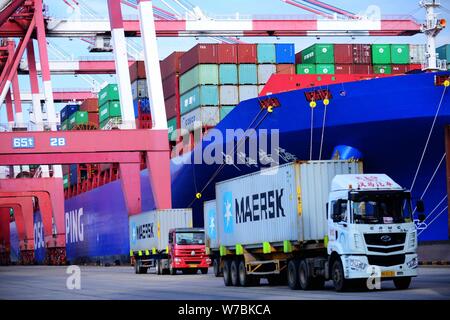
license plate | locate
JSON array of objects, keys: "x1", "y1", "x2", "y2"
[
  {"x1": 381, "y1": 271, "x2": 395, "y2": 277},
  {"x1": 190, "y1": 264, "x2": 197, "y2": 268}
]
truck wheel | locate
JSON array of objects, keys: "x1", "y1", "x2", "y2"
[
  {"x1": 201, "y1": 268, "x2": 208, "y2": 275},
  {"x1": 393, "y1": 277, "x2": 411, "y2": 290},
  {"x1": 231, "y1": 260, "x2": 240, "y2": 286},
  {"x1": 287, "y1": 259, "x2": 300, "y2": 290},
  {"x1": 213, "y1": 259, "x2": 222, "y2": 277},
  {"x1": 135, "y1": 259, "x2": 146, "y2": 274},
  {"x1": 332, "y1": 259, "x2": 349, "y2": 292},
  {"x1": 223, "y1": 259, "x2": 232, "y2": 286},
  {"x1": 134, "y1": 259, "x2": 140, "y2": 274},
  {"x1": 156, "y1": 260, "x2": 162, "y2": 275},
  {"x1": 169, "y1": 260, "x2": 177, "y2": 275},
  {"x1": 238, "y1": 260, "x2": 252, "y2": 287},
  {"x1": 298, "y1": 260, "x2": 313, "y2": 290}
]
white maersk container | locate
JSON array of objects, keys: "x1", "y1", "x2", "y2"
[
  {"x1": 203, "y1": 200, "x2": 219, "y2": 250},
  {"x1": 129, "y1": 209, "x2": 192, "y2": 252},
  {"x1": 216, "y1": 160, "x2": 362, "y2": 247}
]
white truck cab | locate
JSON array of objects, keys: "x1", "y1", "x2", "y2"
[{"x1": 326, "y1": 174, "x2": 425, "y2": 291}]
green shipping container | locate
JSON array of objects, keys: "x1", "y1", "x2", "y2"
[
  {"x1": 436, "y1": 44, "x2": 450, "y2": 61},
  {"x1": 257, "y1": 44, "x2": 276, "y2": 63},
  {"x1": 99, "y1": 100, "x2": 121, "y2": 123},
  {"x1": 296, "y1": 64, "x2": 316, "y2": 74},
  {"x1": 167, "y1": 117, "x2": 177, "y2": 142},
  {"x1": 61, "y1": 120, "x2": 68, "y2": 131},
  {"x1": 180, "y1": 85, "x2": 219, "y2": 115},
  {"x1": 372, "y1": 44, "x2": 391, "y2": 64},
  {"x1": 68, "y1": 111, "x2": 88, "y2": 128},
  {"x1": 100, "y1": 116, "x2": 121, "y2": 130},
  {"x1": 390, "y1": 44, "x2": 410, "y2": 64},
  {"x1": 98, "y1": 84, "x2": 119, "y2": 106},
  {"x1": 316, "y1": 64, "x2": 335, "y2": 74},
  {"x1": 373, "y1": 65, "x2": 392, "y2": 74},
  {"x1": 301, "y1": 44, "x2": 334, "y2": 64},
  {"x1": 219, "y1": 64, "x2": 238, "y2": 85},
  {"x1": 63, "y1": 175, "x2": 69, "y2": 189},
  {"x1": 179, "y1": 64, "x2": 219, "y2": 94},
  {"x1": 238, "y1": 64, "x2": 258, "y2": 84},
  {"x1": 220, "y1": 106, "x2": 235, "y2": 120}
]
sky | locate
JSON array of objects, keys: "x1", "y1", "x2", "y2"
[{"x1": 2, "y1": 0, "x2": 450, "y2": 123}]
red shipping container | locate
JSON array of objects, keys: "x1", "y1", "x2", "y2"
[
  {"x1": 391, "y1": 64, "x2": 410, "y2": 74},
  {"x1": 276, "y1": 64, "x2": 295, "y2": 75},
  {"x1": 334, "y1": 44, "x2": 353, "y2": 64},
  {"x1": 162, "y1": 73, "x2": 178, "y2": 99},
  {"x1": 129, "y1": 61, "x2": 146, "y2": 82},
  {"x1": 218, "y1": 44, "x2": 238, "y2": 63},
  {"x1": 80, "y1": 98, "x2": 99, "y2": 113},
  {"x1": 87, "y1": 113, "x2": 99, "y2": 127},
  {"x1": 295, "y1": 52, "x2": 302, "y2": 64},
  {"x1": 165, "y1": 95, "x2": 178, "y2": 120},
  {"x1": 180, "y1": 44, "x2": 218, "y2": 74},
  {"x1": 237, "y1": 44, "x2": 257, "y2": 64},
  {"x1": 335, "y1": 64, "x2": 352, "y2": 74},
  {"x1": 409, "y1": 64, "x2": 422, "y2": 71},
  {"x1": 161, "y1": 51, "x2": 184, "y2": 79},
  {"x1": 352, "y1": 44, "x2": 372, "y2": 64},
  {"x1": 352, "y1": 64, "x2": 373, "y2": 74}
]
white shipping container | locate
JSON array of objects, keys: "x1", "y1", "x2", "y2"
[
  {"x1": 258, "y1": 85, "x2": 265, "y2": 95},
  {"x1": 137, "y1": 79, "x2": 148, "y2": 98},
  {"x1": 129, "y1": 209, "x2": 192, "y2": 252},
  {"x1": 257, "y1": 64, "x2": 276, "y2": 84},
  {"x1": 238, "y1": 85, "x2": 258, "y2": 102},
  {"x1": 181, "y1": 107, "x2": 220, "y2": 132},
  {"x1": 131, "y1": 81, "x2": 138, "y2": 100},
  {"x1": 216, "y1": 160, "x2": 362, "y2": 247},
  {"x1": 409, "y1": 44, "x2": 426, "y2": 64},
  {"x1": 219, "y1": 85, "x2": 239, "y2": 105},
  {"x1": 203, "y1": 200, "x2": 219, "y2": 249}
]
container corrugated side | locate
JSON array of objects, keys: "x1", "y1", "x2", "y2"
[
  {"x1": 180, "y1": 85, "x2": 219, "y2": 114},
  {"x1": 257, "y1": 43, "x2": 276, "y2": 64},
  {"x1": 219, "y1": 64, "x2": 238, "y2": 85},
  {"x1": 257, "y1": 64, "x2": 276, "y2": 84},
  {"x1": 237, "y1": 44, "x2": 257, "y2": 63},
  {"x1": 390, "y1": 44, "x2": 410, "y2": 64},
  {"x1": 219, "y1": 85, "x2": 239, "y2": 105},
  {"x1": 409, "y1": 44, "x2": 426, "y2": 64},
  {"x1": 129, "y1": 209, "x2": 192, "y2": 252},
  {"x1": 275, "y1": 43, "x2": 295, "y2": 64},
  {"x1": 203, "y1": 200, "x2": 219, "y2": 249},
  {"x1": 181, "y1": 106, "x2": 220, "y2": 131},
  {"x1": 180, "y1": 64, "x2": 219, "y2": 94},
  {"x1": 238, "y1": 85, "x2": 258, "y2": 102},
  {"x1": 238, "y1": 64, "x2": 257, "y2": 84},
  {"x1": 371, "y1": 44, "x2": 391, "y2": 64}
]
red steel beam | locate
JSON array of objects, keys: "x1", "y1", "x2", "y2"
[
  {"x1": 0, "y1": 197, "x2": 34, "y2": 251},
  {"x1": 0, "y1": 0, "x2": 26, "y2": 27},
  {"x1": 0, "y1": 152, "x2": 141, "y2": 165}
]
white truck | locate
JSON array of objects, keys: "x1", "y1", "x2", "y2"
[{"x1": 204, "y1": 160, "x2": 425, "y2": 291}]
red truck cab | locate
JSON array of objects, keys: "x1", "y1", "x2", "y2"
[{"x1": 168, "y1": 228, "x2": 211, "y2": 275}]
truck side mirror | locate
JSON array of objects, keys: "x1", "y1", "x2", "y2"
[
  {"x1": 416, "y1": 200, "x2": 425, "y2": 213},
  {"x1": 418, "y1": 213, "x2": 426, "y2": 223}
]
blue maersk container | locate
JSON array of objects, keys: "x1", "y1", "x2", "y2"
[
  {"x1": 238, "y1": 64, "x2": 258, "y2": 84},
  {"x1": 60, "y1": 104, "x2": 79, "y2": 122},
  {"x1": 257, "y1": 43, "x2": 276, "y2": 63},
  {"x1": 219, "y1": 64, "x2": 238, "y2": 85},
  {"x1": 275, "y1": 43, "x2": 295, "y2": 64}
]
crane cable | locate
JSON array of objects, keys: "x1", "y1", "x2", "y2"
[
  {"x1": 418, "y1": 194, "x2": 448, "y2": 236},
  {"x1": 318, "y1": 86, "x2": 330, "y2": 160}
]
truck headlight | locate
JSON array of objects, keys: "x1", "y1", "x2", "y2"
[
  {"x1": 406, "y1": 257, "x2": 418, "y2": 269},
  {"x1": 349, "y1": 258, "x2": 367, "y2": 270},
  {"x1": 174, "y1": 257, "x2": 181, "y2": 263},
  {"x1": 409, "y1": 232, "x2": 416, "y2": 249}
]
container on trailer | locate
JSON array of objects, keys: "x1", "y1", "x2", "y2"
[
  {"x1": 301, "y1": 44, "x2": 334, "y2": 64},
  {"x1": 167, "y1": 117, "x2": 177, "y2": 142},
  {"x1": 179, "y1": 64, "x2": 219, "y2": 94},
  {"x1": 160, "y1": 51, "x2": 184, "y2": 79},
  {"x1": 180, "y1": 85, "x2": 219, "y2": 115},
  {"x1": 219, "y1": 85, "x2": 239, "y2": 105},
  {"x1": 371, "y1": 44, "x2": 391, "y2": 64},
  {"x1": 373, "y1": 64, "x2": 392, "y2": 74},
  {"x1": 390, "y1": 44, "x2": 410, "y2": 64},
  {"x1": 220, "y1": 106, "x2": 235, "y2": 120},
  {"x1": 98, "y1": 84, "x2": 119, "y2": 106},
  {"x1": 69, "y1": 111, "x2": 88, "y2": 128},
  {"x1": 215, "y1": 160, "x2": 362, "y2": 247},
  {"x1": 238, "y1": 64, "x2": 257, "y2": 84},
  {"x1": 352, "y1": 44, "x2": 372, "y2": 64},
  {"x1": 334, "y1": 64, "x2": 352, "y2": 74},
  {"x1": 80, "y1": 98, "x2": 99, "y2": 113},
  {"x1": 99, "y1": 100, "x2": 121, "y2": 123},
  {"x1": 296, "y1": 64, "x2": 316, "y2": 74},
  {"x1": 333, "y1": 44, "x2": 353, "y2": 64},
  {"x1": 257, "y1": 64, "x2": 276, "y2": 84},
  {"x1": 409, "y1": 44, "x2": 426, "y2": 64},
  {"x1": 275, "y1": 43, "x2": 295, "y2": 64},
  {"x1": 218, "y1": 44, "x2": 238, "y2": 64},
  {"x1": 181, "y1": 107, "x2": 220, "y2": 132},
  {"x1": 203, "y1": 200, "x2": 219, "y2": 250},
  {"x1": 165, "y1": 95, "x2": 178, "y2": 120},
  {"x1": 219, "y1": 64, "x2": 238, "y2": 85},
  {"x1": 391, "y1": 64, "x2": 410, "y2": 74},
  {"x1": 238, "y1": 85, "x2": 258, "y2": 102},
  {"x1": 162, "y1": 73, "x2": 178, "y2": 99},
  {"x1": 237, "y1": 44, "x2": 257, "y2": 63},
  {"x1": 436, "y1": 44, "x2": 450, "y2": 61},
  {"x1": 257, "y1": 43, "x2": 276, "y2": 64},
  {"x1": 180, "y1": 44, "x2": 218, "y2": 74},
  {"x1": 275, "y1": 64, "x2": 295, "y2": 75},
  {"x1": 352, "y1": 64, "x2": 373, "y2": 74},
  {"x1": 316, "y1": 64, "x2": 335, "y2": 74},
  {"x1": 129, "y1": 209, "x2": 193, "y2": 252}
]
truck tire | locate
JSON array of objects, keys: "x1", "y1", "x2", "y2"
[
  {"x1": 332, "y1": 259, "x2": 350, "y2": 292},
  {"x1": 223, "y1": 259, "x2": 232, "y2": 286},
  {"x1": 213, "y1": 259, "x2": 222, "y2": 277},
  {"x1": 287, "y1": 259, "x2": 300, "y2": 290},
  {"x1": 238, "y1": 260, "x2": 252, "y2": 287},
  {"x1": 156, "y1": 260, "x2": 162, "y2": 275},
  {"x1": 169, "y1": 260, "x2": 177, "y2": 275},
  {"x1": 201, "y1": 268, "x2": 208, "y2": 275},
  {"x1": 393, "y1": 277, "x2": 412, "y2": 290},
  {"x1": 230, "y1": 260, "x2": 240, "y2": 286},
  {"x1": 298, "y1": 259, "x2": 313, "y2": 290},
  {"x1": 135, "y1": 259, "x2": 146, "y2": 274}
]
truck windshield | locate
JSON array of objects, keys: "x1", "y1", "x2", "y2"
[
  {"x1": 351, "y1": 193, "x2": 413, "y2": 224},
  {"x1": 175, "y1": 232, "x2": 205, "y2": 245}
]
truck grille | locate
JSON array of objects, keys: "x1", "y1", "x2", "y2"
[
  {"x1": 176, "y1": 249, "x2": 205, "y2": 256},
  {"x1": 367, "y1": 246, "x2": 404, "y2": 253},
  {"x1": 367, "y1": 254, "x2": 405, "y2": 267},
  {"x1": 364, "y1": 233, "x2": 406, "y2": 246}
]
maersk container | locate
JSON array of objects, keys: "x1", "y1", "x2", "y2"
[
  {"x1": 275, "y1": 43, "x2": 295, "y2": 64},
  {"x1": 301, "y1": 44, "x2": 334, "y2": 64},
  {"x1": 203, "y1": 200, "x2": 219, "y2": 250},
  {"x1": 238, "y1": 64, "x2": 257, "y2": 84},
  {"x1": 129, "y1": 209, "x2": 193, "y2": 252},
  {"x1": 69, "y1": 111, "x2": 88, "y2": 128},
  {"x1": 181, "y1": 106, "x2": 220, "y2": 132},
  {"x1": 371, "y1": 44, "x2": 391, "y2": 64},
  {"x1": 373, "y1": 64, "x2": 392, "y2": 74},
  {"x1": 316, "y1": 64, "x2": 335, "y2": 74},
  {"x1": 257, "y1": 43, "x2": 276, "y2": 64},
  {"x1": 219, "y1": 85, "x2": 239, "y2": 105},
  {"x1": 296, "y1": 64, "x2": 316, "y2": 74},
  {"x1": 167, "y1": 117, "x2": 177, "y2": 142},
  {"x1": 409, "y1": 44, "x2": 426, "y2": 64},
  {"x1": 179, "y1": 64, "x2": 219, "y2": 94},
  {"x1": 257, "y1": 64, "x2": 276, "y2": 84},
  {"x1": 99, "y1": 100, "x2": 121, "y2": 123},
  {"x1": 436, "y1": 44, "x2": 450, "y2": 61},
  {"x1": 390, "y1": 44, "x2": 410, "y2": 64},
  {"x1": 238, "y1": 85, "x2": 258, "y2": 102},
  {"x1": 220, "y1": 106, "x2": 235, "y2": 120},
  {"x1": 180, "y1": 85, "x2": 219, "y2": 115},
  {"x1": 98, "y1": 84, "x2": 119, "y2": 107},
  {"x1": 219, "y1": 64, "x2": 238, "y2": 85},
  {"x1": 215, "y1": 160, "x2": 362, "y2": 247}
]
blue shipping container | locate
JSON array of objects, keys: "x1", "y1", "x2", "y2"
[
  {"x1": 238, "y1": 64, "x2": 258, "y2": 84},
  {"x1": 133, "y1": 98, "x2": 151, "y2": 118},
  {"x1": 219, "y1": 64, "x2": 238, "y2": 85},
  {"x1": 61, "y1": 104, "x2": 79, "y2": 122},
  {"x1": 70, "y1": 164, "x2": 78, "y2": 186},
  {"x1": 275, "y1": 43, "x2": 295, "y2": 64},
  {"x1": 257, "y1": 44, "x2": 276, "y2": 63},
  {"x1": 180, "y1": 85, "x2": 219, "y2": 114}
]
